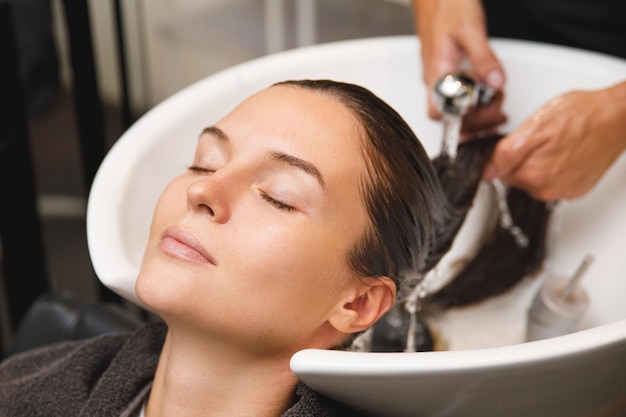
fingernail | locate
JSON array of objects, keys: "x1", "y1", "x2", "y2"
[{"x1": 486, "y1": 70, "x2": 504, "y2": 90}]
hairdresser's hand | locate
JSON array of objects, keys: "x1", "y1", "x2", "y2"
[
  {"x1": 484, "y1": 81, "x2": 626, "y2": 202},
  {"x1": 412, "y1": 0, "x2": 507, "y2": 134}
]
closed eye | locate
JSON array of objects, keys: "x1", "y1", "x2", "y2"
[
  {"x1": 188, "y1": 165, "x2": 215, "y2": 174},
  {"x1": 188, "y1": 165, "x2": 294, "y2": 211},
  {"x1": 260, "y1": 190, "x2": 295, "y2": 211}
]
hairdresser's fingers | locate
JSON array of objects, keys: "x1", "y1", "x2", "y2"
[
  {"x1": 460, "y1": 91, "x2": 508, "y2": 139},
  {"x1": 460, "y1": 31, "x2": 506, "y2": 92},
  {"x1": 415, "y1": 0, "x2": 489, "y2": 120},
  {"x1": 443, "y1": 0, "x2": 506, "y2": 92},
  {"x1": 483, "y1": 110, "x2": 551, "y2": 182},
  {"x1": 421, "y1": 30, "x2": 466, "y2": 120},
  {"x1": 483, "y1": 93, "x2": 584, "y2": 201},
  {"x1": 491, "y1": 88, "x2": 626, "y2": 201}
]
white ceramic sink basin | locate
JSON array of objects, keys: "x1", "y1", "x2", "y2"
[{"x1": 87, "y1": 36, "x2": 626, "y2": 417}]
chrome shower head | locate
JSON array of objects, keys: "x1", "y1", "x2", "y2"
[{"x1": 432, "y1": 73, "x2": 494, "y2": 116}]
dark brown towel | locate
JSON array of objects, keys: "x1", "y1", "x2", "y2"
[
  {"x1": 0, "y1": 322, "x2": 165, "y2": 417},
  {"x1": 0, "y1": 322, "x2": 374, "y2": 417}
]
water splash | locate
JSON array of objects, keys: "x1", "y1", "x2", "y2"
[
  {"x1": 492, "y1": 178, "x2": 529, "y2": 247},
  {"x1": 403, "y1": 270, "x2": 439, "y2": 352}
]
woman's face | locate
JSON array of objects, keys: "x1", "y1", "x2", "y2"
[{"x1": 137, "y1": 85, "x2": 373, "y2": 354}]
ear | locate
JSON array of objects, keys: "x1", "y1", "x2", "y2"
[{"x1": 328, "y1": 276, "x2": 396, "y2": 334}]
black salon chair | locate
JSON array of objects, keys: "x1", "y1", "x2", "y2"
[{"x1": 7, "y1": 290, "x2": 143, "y2": 357}]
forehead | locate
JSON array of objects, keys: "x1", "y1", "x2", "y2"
[
  {"x1": 222, "y1": 85, "x2": 358, "y2": 137},
  {"x1": 216, "y1": 84, "x2": 369, "y2": 186}
]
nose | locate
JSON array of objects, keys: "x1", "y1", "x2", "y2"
[{"x1": 186, "y1": 174, "x2": 232, "y2": 223}]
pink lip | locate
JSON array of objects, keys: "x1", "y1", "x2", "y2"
[{"x1": 159, "y1": 226, "x2": 217, "y2": 265}]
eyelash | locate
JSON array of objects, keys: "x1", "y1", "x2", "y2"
[
  {"x1": 260, "y1": 191, "x2": 295, "y2": 211},
  {"x1": 188, "y1": 165, "x2": 214, "y2": 174},
  {"x1": 188, "y1": 166, "x2": 294, "y2": 212}
]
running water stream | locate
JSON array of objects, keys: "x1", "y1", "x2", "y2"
[
  {"x1": 361, "y1": 76, "x2": 531, "y2": 353},
  {"x1": 401, "y1": 111, "x2": 530, "y2": 352},
  {"x1": 440, "y1": 113, "x2": 462, "y2": 160}
]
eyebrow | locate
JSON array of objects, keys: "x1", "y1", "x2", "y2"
[
  {"x1": 200, "y1": 126, "x2": 326, "y2": 189},
  {"x1": 201, "y1": 125, "x2": 228, "y2": 141},
  {"x1": 268, "y1": 150, "x2": 326, "y2": 189}
]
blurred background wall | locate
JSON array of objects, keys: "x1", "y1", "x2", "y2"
[{"x1": 72, "y1": 0, "x2": 414, "y2": 115}]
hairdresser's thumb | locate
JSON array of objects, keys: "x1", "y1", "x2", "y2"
[{"x1": 464, "y1": 40, "x2": 506, "y2": 91}]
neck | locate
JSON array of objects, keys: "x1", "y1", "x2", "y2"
[{"x1": 145, "y1": 328, "x2": 299, "y2": 417}]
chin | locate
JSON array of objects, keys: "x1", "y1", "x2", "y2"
[{"x1": 135, "y1": 264, "x2": 179, "y2": 313}]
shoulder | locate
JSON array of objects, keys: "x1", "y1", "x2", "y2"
[
  {"x1": 0, "y1": 321, "x2": 166, "y2": 376},
  {"x1": 0, "y1": 321, "x2": 167, "y2": 416}
]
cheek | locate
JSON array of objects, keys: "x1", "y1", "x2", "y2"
[
  {"x1": 224, "y1": 234, "x2": 349, "y2": 337},
  {"x1": 148, "y1": 179, "x2": 188, "y2": 237},
  {"x1": 232, "y1": 195, "x2": 365, "y2": 299},
  {"x1": 229, "y1": 218, "x2": 350, "y2": 300},
  {"x1": 137, "y1": 180, "x2": 190, "y2": 300}
]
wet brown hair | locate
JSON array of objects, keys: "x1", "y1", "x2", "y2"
[{"x1": 274, "y1": 80, "x2": 446, "y2": 301}]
